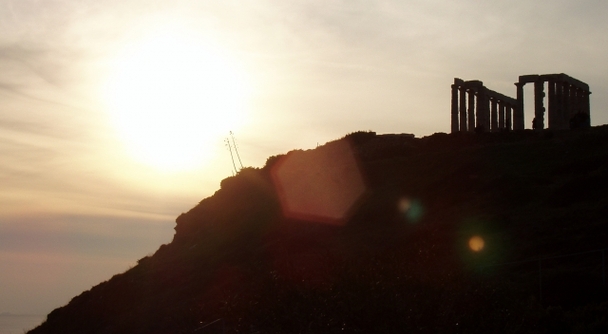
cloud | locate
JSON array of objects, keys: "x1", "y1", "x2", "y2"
[
  {"x1": 0, "y1": 212, "x2": 174, "y2": 314},
  {"x1": 0, "y1": 214, "x2": 173, "y2": 256},
  {"x1": 0, "y1": 249, "x2": 132, "y2": 314}
]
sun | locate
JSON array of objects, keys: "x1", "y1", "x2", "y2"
[{"x1": 103, "y1": 27, "x2": 250, "y2": 172}]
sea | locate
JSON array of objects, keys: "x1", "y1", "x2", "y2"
[{"x1": 0, "y1": 314, "x2": 45, "y2": 334}]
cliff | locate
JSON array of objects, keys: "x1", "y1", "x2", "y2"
[{"x1": 30, "y1": 126, "x2": 608, "y2": 333}]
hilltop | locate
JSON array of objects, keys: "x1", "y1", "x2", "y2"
[{"x1": 30, "y1": 126, "x2": 608, "y2": 333}]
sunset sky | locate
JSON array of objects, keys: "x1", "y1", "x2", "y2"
[{"x1": 2, "y1": 0, "x2": 608, "y2": 316}]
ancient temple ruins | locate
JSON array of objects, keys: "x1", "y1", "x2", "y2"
[{"x1": 451, "y1": 73, "x2": 591, "y2": 133}]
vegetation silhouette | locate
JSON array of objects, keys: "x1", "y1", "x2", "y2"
[{"x1": 29, "y1": 126, "x2": 608, "y2": 333}]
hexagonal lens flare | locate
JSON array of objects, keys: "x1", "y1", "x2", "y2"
[{"x1": 271, "y1": 140, "x2": 367, "y2": 225}]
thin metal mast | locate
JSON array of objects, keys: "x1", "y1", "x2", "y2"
[
  {"x1": 225, "y1": 138, "x2": 237, "y2": 175},
  {"x1": 230, "y1": 131, "x2": 243, "y2": 169}
]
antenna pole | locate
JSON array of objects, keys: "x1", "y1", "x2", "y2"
[
  {"x1": 225, "y1": 138, "x2": 237, "y2": 175},
  {"x1": 230, "y1": 131, "x2": 244, "y2": 169}
]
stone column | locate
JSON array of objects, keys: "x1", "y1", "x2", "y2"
[
  {"x1": 506, "y1": 104, "x2": 512, "y2": 130},
  {"x1": 459, "y1": 87, "x2": 467, "y2": 131},
  {"x1": 499, "y1": 102, "x2": 505, "y2": 130},
  {"x1": 563, "y1": 83, "x2": 572, "y2": 121},
  {"x1": 515, "y1": 82, "x2": 525, "y2": 130},
  {"x1": 573, "y1": 87, "x2": 581, "y2": 118},
  {"x1": 568, "y1": 85, "x2": 576, "y2": 119},
  {"x1": 585, "y1": 90, "x2": 591, "y2": 124},
  {"x1": 576, "y1": 88, "x2": 584, "y2": 114},
  {"x1": 451, "y1": 84, "x2": 459, "y2": 133},
  {"x1": 476, "y1": 88, "x2": 489, "y2": 132},
  {"x1": 468, "y1": 89, "x2": 476, "y2": 131},
  {"x1": 534, "y1": 80, "x2": 545, "y2": 130},
  {"x1": 584, "y1": 90, "x2": 591, "y2": 115},
  {"x1": 572, "y1": 88, "x2": 580, "y2": 115},
  {"x1": 555, "y1": 81, "x2": 564, "y2": 129},
  {"x1": 490, "y1": 98, "x2": 498, "y2": 132},
  {"x1": 548, "y1": 81, "x2": 557, "y2": 129}
]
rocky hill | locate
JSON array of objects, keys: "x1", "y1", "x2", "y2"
[{"x1": 30, "y1": 126, "x2": 608, "y2": 333}]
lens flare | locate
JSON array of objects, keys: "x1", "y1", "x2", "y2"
[
  {"x1": 271, "y1": 140, "x2": 366, "y2": 225},
  {"x1": 398, "y1": 198, "x2": 411, "y2": 212},
  {"x1": 468, "y1": 236, "x2": 485, "y2": 252},
  {"x1": 398, "y1": 197, "x2": 424, "y2": 223}
]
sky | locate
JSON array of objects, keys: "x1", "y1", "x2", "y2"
[{"x1": 1, "y1": 0, "x2": 608, "y2": 316}]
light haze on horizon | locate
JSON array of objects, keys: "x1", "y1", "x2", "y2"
[{"x1": 1, "y1": 0, "x2": 608, "y2": 316}]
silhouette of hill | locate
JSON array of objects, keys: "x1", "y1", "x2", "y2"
[{"x1": 29, "y1": 127, "x2": 608, "y2": 333}]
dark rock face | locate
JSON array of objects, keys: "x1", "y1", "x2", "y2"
[{"x1": 30, "y1": 126, "x2": 608, "y2": 334}]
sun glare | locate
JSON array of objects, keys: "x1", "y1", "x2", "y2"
[{"x1": 103, "y1": 27, "x2": 250, "y2": 172}]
